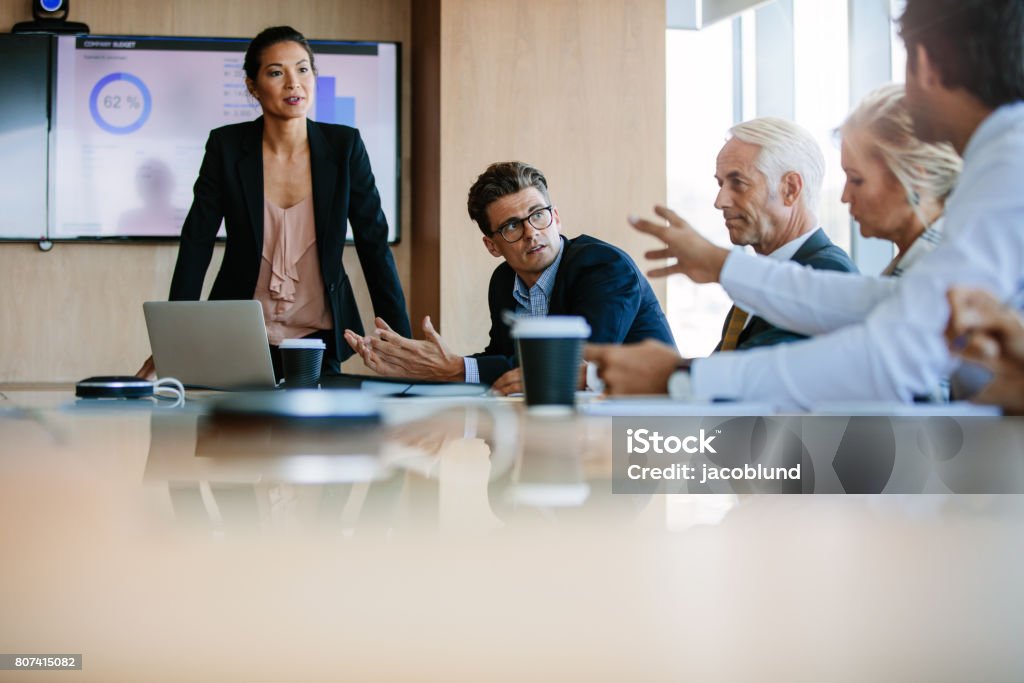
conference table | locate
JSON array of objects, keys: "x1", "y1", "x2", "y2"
[{"x1": 1, "y1": 385, "x2": 1022, "y2": 681}]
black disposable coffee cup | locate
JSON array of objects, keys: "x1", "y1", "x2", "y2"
[
  {"x1": 511, "y1": 316, "x2": 591, "y2": 413},
  {"x1": 279, "y1": 338, "x2": 325, "y2": 389}
]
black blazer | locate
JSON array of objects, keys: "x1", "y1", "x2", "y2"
[
  {"x1": 716, "y1": 228, "x2": 858, "y2": 351},
  {"x1": 168, "y1": 117, "x2": 411, "y2": 363},
  {"x1": 471, "y1": 234, "x2": 676, "y2": 385}
]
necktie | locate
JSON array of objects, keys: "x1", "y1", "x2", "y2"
[{"x1": 719, "y1": 305, "x2": 749, "y2": 351}]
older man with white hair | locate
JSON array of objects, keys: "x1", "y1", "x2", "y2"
[
  {"x1": 708, "y1": 117, "x2": 856, "y2": 351},
  {"x1": 586, "y1": 0, "x2": 1024, "y2": 409}
]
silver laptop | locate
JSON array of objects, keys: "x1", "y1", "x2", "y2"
[{"x1": 143, "y1": 301, "x2": 277, "y2": 389}]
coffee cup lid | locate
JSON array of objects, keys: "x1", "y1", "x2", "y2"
[
  {"x1": 279, "y1": 338, "x2": 327, "y2": 350},
  {"x1": 511, "y1": 315, "x2": 591, "y2": 339}
]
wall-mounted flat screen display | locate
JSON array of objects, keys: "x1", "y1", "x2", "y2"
[
  {"x1": 0, "y1": 34, "x2": 50, "y2": 240},
  {"x1": 48, "y1": 35, "x2": 400, "y2": 241}
]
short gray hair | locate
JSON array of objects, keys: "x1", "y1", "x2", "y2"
[{"x1": 728, "y1": 117, "x2": 825, "y2": 214}]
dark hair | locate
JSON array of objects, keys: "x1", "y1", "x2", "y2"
[
  {"x1": 243, "y1": 26, "x2": 316, "y2": 82},
  {"x1": 467, "y1": 162, "x2": 551, "y2": 235},
  {"x1": 898, "y1": 0, "x2": 1024, "y2": 109}
]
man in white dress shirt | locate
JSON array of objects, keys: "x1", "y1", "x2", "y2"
[{"x1": 586, "y1": 0, "x2": 1024, "y2": 409}]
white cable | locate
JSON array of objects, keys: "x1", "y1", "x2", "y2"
[{"x1": 152, "y1": 377, "x2": 186, "y2": 408}]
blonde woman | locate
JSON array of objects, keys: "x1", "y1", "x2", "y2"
[
  {"x1": 589, "y1": 85, "x2": 964, "y2": 400},
  {"x1": 838, "y1": 83, "x2": 961, "y2": 277}
]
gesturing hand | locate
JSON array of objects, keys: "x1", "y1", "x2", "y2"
[
  {"x1": 946, "y1": 286, "x2": 1024, "y2": 414},
  {"x1": 344, "y1": 315, "x2": 465, "y2": 382},
  {"x1": 584, "y1": 339, "x2": 684, "y2": 395},
  {"x1": 629, "y1": 205, "x2": 730, "y2": 284},
  {"x1": 490, "y1": 368, "x2": 523, "y2": 396},
  {"x1": 490, "y1": 363, "x2": 588, "y2": 396}
]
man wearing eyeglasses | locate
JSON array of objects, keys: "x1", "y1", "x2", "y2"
[{"x1": 344, "y1": 161, "x2": 674, "y2": 392}]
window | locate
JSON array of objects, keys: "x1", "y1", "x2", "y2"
[
  {"x1": 666, "y1": 0, "x2": 895, "y2": 355},
  {"x1": 665, "y1": 21, "x2": 736, "y2": 357}
]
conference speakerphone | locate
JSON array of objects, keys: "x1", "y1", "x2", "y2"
[{"x1": 75, "y1": 376, "x2": 154, "y2": 399}]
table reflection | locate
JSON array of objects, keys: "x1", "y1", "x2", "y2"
[{"x1": 141, "y1": 403, "x2": 662, "y2": 534}]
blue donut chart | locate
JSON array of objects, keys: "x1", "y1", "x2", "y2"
[{"x1": 89, "y1": 72, "x2": 152, "y2": 135}]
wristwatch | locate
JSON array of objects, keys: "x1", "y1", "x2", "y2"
[{"x1": 667, "y1": 362, "x2": 692, "y2": 400}]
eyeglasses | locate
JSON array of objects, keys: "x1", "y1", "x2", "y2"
[{"x1": 490, "y1": 206, "x2": 554, "y2": 243}]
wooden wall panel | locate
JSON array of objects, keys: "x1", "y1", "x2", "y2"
[
  {"x1": 0, "y1": 0, "x2": 410, "y2": 381},
  {"x1": 436, "y1": 0, "x2": 666, "y2": 355},
  {"x1": 410, "y1": 0, "x2": 441, "y2": 333}
]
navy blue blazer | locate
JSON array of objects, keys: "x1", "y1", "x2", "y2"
[
  {"x1": 471, "y1": 234, "x2": 676, "y2": 385},
  {"x1": 168, "y1": 117, "x2": 411, "y2": 364},
  {"x1": 717, "y1": 228, "x2": 858, "y2": 351}
]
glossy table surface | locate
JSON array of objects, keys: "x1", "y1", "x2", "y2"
[{"x1": 1, "y1": 386, "x2": 1022, "y2": 682}]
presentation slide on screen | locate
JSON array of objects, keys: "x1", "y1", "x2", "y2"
[{"x1": 50, "y1": 36, "x2": 399, "y2": 240}]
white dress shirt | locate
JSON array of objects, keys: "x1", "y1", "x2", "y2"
[
  {"x1": 691, "y1": 102, "x2": 1024, "y2": 409},
  {"x1": 715, "y1": 221, "x2": 943, "y2": 338},
  {"x1": 729, "y1": 228, "x2": 817, "y2": 333}
]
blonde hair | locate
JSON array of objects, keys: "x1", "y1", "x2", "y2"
[
  {"x1": 729, "y1": 117, "x2": 825, "y2": 214},
  {"x1": 839, "y1": 83, "x2": 962, "y2": 226}
]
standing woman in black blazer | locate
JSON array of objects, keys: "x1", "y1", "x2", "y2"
[{"x1": 138, "y1": 26, "x2": 410, "y2": 379}]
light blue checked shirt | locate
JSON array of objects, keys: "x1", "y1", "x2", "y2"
[{"x1": 463, "y1": 238, "x2": 565, "y2": 383}]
